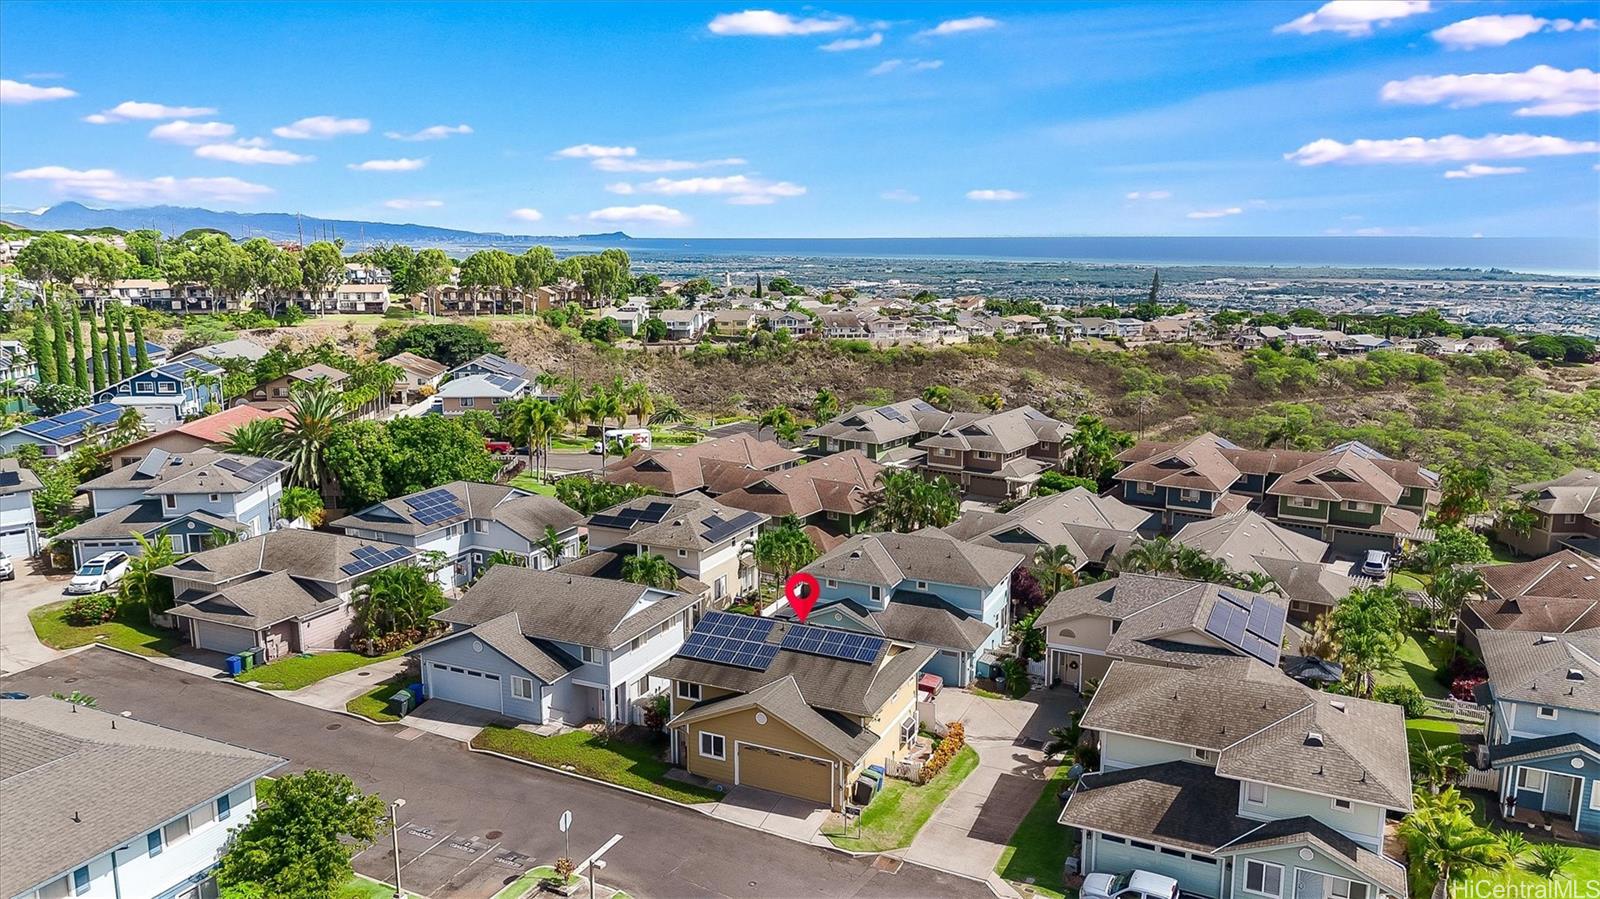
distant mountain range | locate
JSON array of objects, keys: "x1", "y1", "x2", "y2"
[{"x1": 0, "y1": 202, "x2": 630, "y2": 248}]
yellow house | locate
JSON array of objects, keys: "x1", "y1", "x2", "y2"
[{"x1": 654, "y1": 611, "x2": 933, "y2": 809}]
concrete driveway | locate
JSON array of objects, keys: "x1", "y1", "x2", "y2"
[
  {"x1": 702, "y1": 785, "x2": 831, "y2": 845},
  {"x1": 0, "y1": 566, "x2": 72, "y2": 676},
  {"x1": 401, "y1": 698, "x2": 508, "y2": 742}
]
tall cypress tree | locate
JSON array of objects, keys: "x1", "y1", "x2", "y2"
[
  {"x1": 31, "y1": 315, "x2": 56, "y2": 385},
  {"x1": 69, "y1": 302, "x2": 89, "y2": 390},
  {"x1": 1148, "y1": 270, "x2": 1160, "y2": 304},
  {"x1": 131, "y1": 311, "x2": 150, "y2": 371},
  {"x1": 49, "y1": 302, "x2": 70, "y2": 387},
  {"x1": 102, "y1": 307, "x2": 121, "y2": 384},
  {"x1": 114, "y1": 306, "x2": 131, "y2": 380},
  {"x1": 88, "y1": 306, "x2": 106, "y2": 391}
]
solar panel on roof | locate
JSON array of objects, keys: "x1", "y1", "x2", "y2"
[
  {"x1": 779, "y1": 622, "x2": 884, "y2": 663},
  {"x1": 880, "y1": 407, "x2": 908, "y2": 423}
]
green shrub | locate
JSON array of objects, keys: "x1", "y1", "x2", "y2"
[
  {"x1": 63, "y1": 593, "x2": 119, "y2": 626},
  {"x1": 1373, "y1": 682, "x2": 1429, "y2": 719}
]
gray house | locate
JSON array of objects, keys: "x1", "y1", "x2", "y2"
[{"x1": 0, "y1": 458, "x2": 42, "y2": 560}]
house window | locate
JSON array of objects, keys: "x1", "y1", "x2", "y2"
[
  {"x1": 1332, "y1": 798, "x2": 1353, "y2": 811},
  {"x1": 274, "y1": 387, "x2": 289, "y2": 397},
  {"x1": 698, "y1": 731, "x2": 726, "y2": 760},
  {"x1": 676, "y1": 681, "x2": 701, "y2": 701},
  {"x1": 73, "y1": 867, "x2": 90, "y2": 894},
  {"x1": 147, "y1": 830, "x2": 163, "y2": 857},
  {"x1": 1285, "y1": 496, "x2": 1319, "y2": 509},
  {"x1": 1244, "y1": 860, "x2": 1284, "y2": 898},
  {"x1": 136, "y1": 381, "x2": 155, "y2": 394},
  {"x1": 1135, "y1": 481, "x2": 1156, "y2": 495},
  {"x1": 511, "y1": 676, "x2": 534, "y2": 700},
  {"x1": 1342, "y1": 501, "x2": 1373, "y2": 513},
  {"x1": 163, "y1": 814, "x2": 191, "y2": 845},
  {"x1": 1244, "y1": 781, "x2": 1267, "y2": 805},
  {"x1": 1192, "y1": 748, "x2": 1216, "y2": 763},
  {"x1": 164, "y1": 494, "x2": 177, "y2": 509},
  {"x1": 870, "y1": 586, "x2": 882, "y2": 602},
  {"x1": 1517, "y1": 768, "x2": 1546, "y2": 792},
  {"x1": 474, "y1": 520, "x2": 488, "y2": 533},
  {"x1": 37, "y1": 877, "x2": 70, "y2": 899},
  {"x1": 826, "y1": 579, "x2": 837, "y2": 588},
  {"x1": 209, "y1": 493, "x2": 220, "y2": 503},
  {"x1": 714, "y1": 575, "x2": 726, "y2": 600},
  {"x1": 460, "y1": 397, "x2": 475, "y2": 407},
  {"x1": 158, "y1": 381, "x2": 176, "y2": 394},
  {"x1": 916, "y1": 580, "x2": 928, "y2": 590},
  {"x1": 1537, "y1": 706, "x2": 1558, "y2": 720},
  {"x1": 1179, "y1": 489, "x2": 1201, "y2": 502},
  {"x1": 580, "y1": 646, "x2": 600, "y2": 664},
  {"x1": 976, "y1": 451, "x2": 993, "y2": 460},
  {"x1": 1591, "y1": 784, "x2": 1600, "y2": 812},
  {"x1": 217, "y1": 793, "x2": 232, "y2": 820}
]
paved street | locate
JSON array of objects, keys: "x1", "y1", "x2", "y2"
[{"x1": 1, "y1": 650, "x2": 994, "y2": 899}]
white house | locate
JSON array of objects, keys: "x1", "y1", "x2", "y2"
[
  {"x1": 0, "y1": 458, "x2": 42, "y2": 559},
  {"x1": 1, "y1": 696, "x2": 283, "y2": 899}
]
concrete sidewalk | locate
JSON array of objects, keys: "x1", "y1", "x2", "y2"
[{"x1": 279, "y1": 656, "x2": 410, "y2": 712}]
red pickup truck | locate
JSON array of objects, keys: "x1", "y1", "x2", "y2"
[{"x1": 484, "y1": 440, "x2": 514, "y2": 454}]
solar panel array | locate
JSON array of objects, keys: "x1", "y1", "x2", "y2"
[
  {"x1": 678, "y1": 611, "x2": 780, "y2": 670},
  {"x1": 483, "y1": 372, "x2": 524, "y2": 392},
  {"x1": 20, "y1": 403, "x2": 125, "y2": 441},
  {"x1": 879, "y1": 406, "x2": 908, "y2": 423},
  {"x1": 589, "y1": 500, "x2": 674, "y2": 531},
  {"x1": 701, "y1": 510, "x2": 763, "y2": 545},
  {"x1": 214, "y1": 456, "x2": 284, "y2": 484},
  {"x1": 1203, "y1": 590, "x2": 1286, "y2": 667},
  {"x1": 404, "y1": 488, "x2": 466, "y2": 525},
  {"x1": 908, "y1": 400, "x2": 939, "y2": 414},
  {"x1": 339, "y1": 544, "x2": 412, "y2": 577},
  {"x1": 780, "y1": 623, "x2": 885, "y2": 664}
]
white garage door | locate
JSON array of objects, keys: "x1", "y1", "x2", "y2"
[
  {"x1": 0, "y1": 527, "x2": 33, "y2": 560},
  {"x1": 428, "y1": 661, "x2": 502, "y2": 711}
]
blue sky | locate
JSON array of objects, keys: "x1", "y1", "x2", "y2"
[{"x1": 1, "y1": 1, "x2": 1597, "y2": 238}]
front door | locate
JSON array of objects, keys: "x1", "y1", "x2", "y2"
[
  {"x1": 1545, "y1": 772, "x2": 1578, "y2": 817},
  {"x1": 1053, "y1": 651, "x2": 1082, "y2": 689}
]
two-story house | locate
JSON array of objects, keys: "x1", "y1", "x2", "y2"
[
  {"x1": 1458, "y1": 551, "x2": 1600, "y2": 653},
  {"x1": 796, "y1": 528, "x2": 1023, "y2": 686},
  {"x1": 1, "y1": 697, "x2": 283, "y2": 899},
  {"x1": 1174, "y1": 510, "x2": 1356, "y2": 621},
  {"x1": 92, "y1": 358, "x2": 225, "y2": 425},
  {"x1": 944, "y1": 486, "x2": 1155, "y2": 574},
  {"x1": 0, "y1": 339, "x2": 38, "y2": 387},
  {"x1": 332, "y1": 481, "x2": 583, "y2": 587},
  {"x1": 54, "y1": 448, "x2": 286, "y2": 567},
  {"x1": 0, "y1": 458, "x2": 42, "y2": 559},
  {"x1": 383, "y1": 351, "x2": 448, "y2": 404},
  {"x1": 436, "y1": 372, "x2": 527, "y2": 416},
  {"x1": 714, "y1": 449, "x2": 882, "y2": 538},
  {"x1": 586, "y1": 493, "x2": 768, "y2": 609},
  {"x1": 0, "y1": 402, "x2": 127, "y2": 458},
  {"x1": 449, "y1": 353, "x2": 534, "y2": 384},
  {"x1": 1477, "y1": 628, "x2": 1600, "y2": 841},
  {"x1": 653, "y1": 610, "x2": 935, "y2": 809},
  {"x1": 917, "y1": 406, "x2": 1074, "y2": 500},
  {"x1": 235, "y1": 363, "x2": 351, "y2": 412},
  {"x1": 654, "y1": 308, "x2": 711, "y2": 341},
  {"x1": 160, "y1": 529, "x2": 416, "y2": 660},
  {"x1": 1061, "y1": 659, "x2": 1412, "y2": 899},
  {"x1": 806, "y1": 399, "x2": 951, "y2": 467},
  {"x1": 1497, "y1": 469, "x2": 1600, "y2": 558},
  {"x1": 410, "y1": 565, "x2": 701, "y2": 726},
  {"x1": 605, "y1": 433, "x2": 802, "y2": 496}
]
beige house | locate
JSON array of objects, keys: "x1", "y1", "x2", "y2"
[
  {"x1": 585, "y1": 493, "x2": 768, "y2": 608},
  {"x1": 1496, "y1": 468, "x2": 1600, "y2": 557},
  {"x1": 383, "y1": 351, "x2": 448, "y2": 404}
]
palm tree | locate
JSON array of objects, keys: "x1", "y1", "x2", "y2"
[
  {"x1": 585, "y1": 387, "x2": 624, "y2": 470},
  {"x1": 557, "y1": 379, "x2": 586, "y2": 439},
  {"x1": 1033, "y1": 544, "x2": 1080, "y2": 596},
  {"x1": 1519, "y1": 844, "x2": 1577, "y2": 881},
  {"x1": 1497, "y1": 832, "x2": 1531, "y2": 870},
  {"x1": 757, "y1": 405, "x2": 797, "y2": 442},
  {"x1": 621, "y1": 552, "x2": 679, "y2": 589},
  {"x1": 108, "y1": 407, "x2": 148, "y2": 447},
  {"x1": 1410, "y1": 742, "x2": 1467, "y2": 795},
  {"x1": 279, "y1": 486, "x2": 325, "y2": 527},
  {"x1": 1231, "y1": 571, "x2": 1281, "y2": 595},
  {"x1": 753, "y1": 517, "x2": 818, "y2": 592},
  {"x1": 1066, "y1": 415, "x2": 1133, "y2": 485},
  {"x1": 620, "y1": 380, "x2": 654, "y2": 427},
  {"x1": 1174, "y1": 545, "x2": 1230, "y2": 582},
  {"x1": 876, "y1": 469, "x2": 959, "y2": 532},
  {"x1": 119, "y1": 532, "x2": 182, "y2": 618},
  {"x1": 1425, "y1": 566, "x2": 1486, "y2": 641},
  {"x1": 1117, "y1": 537, "x2": 1180, "y2": 574},
  {"x1": 222, "y1": 418, "x2": 284, "y2": 458},
  {"x1": 812, "y1": 388, "x2": 839, "y2": 424},
  {"x1": 505, "y1": 397, "x2": 558, "y2": 481},
  {"x1": 649, "y1": 400, "x2": 688, "y2": 427},
  {"x1": 275, "y1": 379, "x2": 343, "y2": 490},
  {"x1": 921, "y1": 384, "x2": 952, "y2": 411},
  {"x1": 1494, "y1": 492, "x2": 1540, "y2": 539},
  {"x1": 535, "y1": 525, "x2": 566, "y2": 568},
  {"x1": 980, "y1": 391, "x2": 1004, "y2": 412},
  {"x1": 1399, "y1": 795, "x2": 1507, "y2": 893}
]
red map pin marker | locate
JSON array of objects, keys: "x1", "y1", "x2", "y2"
[{"x1": 785, "y1": 573, "x2": 820, "y2": 624}]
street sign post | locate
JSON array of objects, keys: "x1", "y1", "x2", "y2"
[{"x1": 558, "y1": 809, "x2": 572, "y2": 860}]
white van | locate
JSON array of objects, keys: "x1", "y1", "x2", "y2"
[{"x1": 591, "y1": 428, "x2": 653, "y2": 454}]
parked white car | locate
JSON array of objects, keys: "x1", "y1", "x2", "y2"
[
  {"x1": 1360, "y1": 549, "x2": 1392, "y2": 578},
  {"x1": 0, "y1": 552, "x2": 13, "y2": 582},
  {"x1": 65, "y1": 551, "x2": 131, "y2": 595},
  {"x1": 1082, "y1": 870, "x2": 1181, "y2": 899}
]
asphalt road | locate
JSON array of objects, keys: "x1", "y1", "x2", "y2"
[{"x1": 2, "y1": 650, "x2": 990, "y2": 899}]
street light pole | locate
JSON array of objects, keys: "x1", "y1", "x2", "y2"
[
  {"x1": 578, "y1": 834, "x2": 622, "y2": 899},
  {"x1": 390, "y1": 798, "x2": 406, "y2": 899}
]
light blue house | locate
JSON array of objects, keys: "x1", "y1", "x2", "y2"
[
  {"x1": 93, "y1": 357, "x2": 224, "y2": 425},
  {"x1": 1478, "y1": 628, "x2": 1600, "y2": 841},
  {"x1": 0, "y1": 402, "x2": 127, "y2": 457},
  {"x1": 794, "y1": 529, "x2": 1023, "y2": 686}
]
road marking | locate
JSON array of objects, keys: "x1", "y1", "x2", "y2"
[
  {"x1": 442, "y1": 840, "x2": 500, "y2": 891},
  {"x1": 400, "y1": 829, "x2": 455, "y2": 871}
]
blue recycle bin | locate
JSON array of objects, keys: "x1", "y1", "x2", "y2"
[
  {"x1": 408, "y1": 682, "x2": 425, "y2": 704},
  {"x1": 225, "y1": 654, "x2": 243, "y2": 677}
]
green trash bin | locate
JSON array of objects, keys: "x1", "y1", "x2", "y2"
[
  {"x1": 389, "y1": 690, "x2": 413, "y2": 717},
  {"x1": 240, "y1": 650, "x2": 255, "y2": 671}
]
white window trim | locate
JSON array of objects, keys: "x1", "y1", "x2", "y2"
[
  {"x1": 699, "y1": 731, "x2": 726, "y2": 760},
  {"x1": 1536, "y1": 706, "x2": 1558, "y2": 720},
  {"x1": 1243, "y1": 859, "x2": 1284, "y2": 899},
  {"x1": 1342, "y1": 500, "x2": 1373, "y2": 512},
  {"x1": 580, "y1": 645, "x2": 600, "y2": 664},
  {"x1": 677, "y1": 680, "x2": 701, "y2": 701},
  {"x1": 1331, "y1": 797, "x2": 1353, "y2": 811},
  {"x1": 1244, "y1": 781, "x2": 1267, "y2": 805},
  {"x1": 1286, "y1": 495, "x2": 1319, "y2": 509},
  {"x1": 1192, "y1": 748, "x2": 1216, "y2": 763},
  {"x1": 1134, "y1": 481, "x2": 1156, "y2": 495},
  {"x1": 511, "y1": 676, "x2": 534, "y2": 700},
  {"x1": 1517, "y1": 768, "x2": 1547, "y2": 792},
  {"x1": 1180, "y1": 488, "x2": 1201, "y2": 502},
  {"x1": 1590, "y1": 782, "x2": 1600, "y2": 811}
]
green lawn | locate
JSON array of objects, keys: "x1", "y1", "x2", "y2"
[
  {"x1": 472, "y1": 726, "x2": 723, "y2": 804},
  {"x1": 336, "y1": 875, "x2": 422, "y2": 899},
  {"x1": 1453, "y1": 793, "x2": 1600, "y2": 896},
  {"x1": 827, "y1": 746, "x2": 980, "y2": 853},
  {"x1": 1405, "y1": 715, "x2": 1465, "y2": 750},
  {"x1": 346, "y1": 673, "x2": 415, "y2": 722},
  {"x1": 238, "y1": 649, "x2": 407, "y2": 691},
  {"x1": 1390, "y1": 570, "x2": 1429, "y2": 593},
  {"x1": 29, "y1": 601, "x2": 183, "y2": 656},
  {"x1": 490, "y1": 866, "x2": 579, "y2": 899},
  {"x1": 507, "y1": 472, "x2": 558, "y2": 496},
  {"x1": 1374, "y1": 632, "x2": 1451, "y2": 699},
  {"x1": 996, "y1": 763, "x2": 1075, "y2": 899}
]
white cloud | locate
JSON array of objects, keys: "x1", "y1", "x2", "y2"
[
  {"x1": 708, "y1": 10, "x2": 853, "y2": 36},
  {"x1": 83, "y1": 100, "x2": 217, "y2": 123},
  {"x1": 554, "y1": 144, "x2": 637, "y2": 159},
  {"x1": 1187, "y1": 207, "x2": 1244, "y2": 219},
  {"x1": 869, "y1": 60, "x2": 904, "y2": 76},
  {"x1": 619, "y1": 174, "x2": 806, "y2": 204},
  {"x1": 606, "y1": 182, "x2": 635, "y2": 195},
  {"x1": 272, "y1": 115, "x2": 370, "y2": 139},
  {"x1": 880, "y1": 188, "x2": 920, "y2": 202},
  {"x1": 967, "y1": 189, "x2": 1026, "y2": 201},
  {"x1": 820, "y1": 32, "x2": 882, "y2": 51},
  {"x1": 1443, "y1": 163, "x2": 1527, "y2": 179},
  {"x1": 347, "y1": 158, "x2": 427, "y2": 172},
  {"x1": 385, "y1": 123, "x2": 473, "y2": 141},
  {"x1": 0, "y1": 79, "x2": 78, "y2": 104},
  {"x1": 585, "y1": 204, "x2": 690, "y2": 226},
  {"x1": 911, "y1": 60, "x2": 943, "y2": 72},
  {"x1": 147, "y1": 120, "x2": 236, "y2": 145},
  {"x1": 1125, "y1": 190, "x2": 1172, "y2": 200},
  {"x1": 1430, "y1": 14, "x2": 1596, "y2": 49},
  {"x1": 1286, "y1": 133, "x2": 1600, "y2": 165},
  {"x1": 509, "y1": 208, "x2": 544, "y2": 221},
  {"x1": 869, "y1": 58, "x2": 942, "y2": 76},
  {"x1": 6, "y1": 165, "x2": 272, "y2": 203},
  {"x1": 385, "y1": 198, "x2": 445, "y2": 209},
  {"x1": 592, "y1": 156, "x2": 746, "y2": 173},
  {"x1": 919, "y1": 16, "x2": 999, "y2": 36},
  {"x1": 1380, "y1": 66, "x2": 1600, "y2": 117},
  {"x1": 194, "y1": 142, "x2": 314, "y2": 165},
  {"x1": 1274, "y1": 0, "x2": 1432, "y2": 37}
]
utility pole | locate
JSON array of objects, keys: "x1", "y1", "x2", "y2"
[{"x1": 389, "y1": 798, "x2": 406, "y2": 899}]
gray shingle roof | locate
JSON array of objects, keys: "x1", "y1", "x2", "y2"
[
  {"x1": 867, "y1": 592, "x2": 995, "y2": 652},
  {"x1": 332, "y1": 480, "x2": 582, "y2": 540},
  {"x1": 1059, "y1": 760, "x2": 1258, "y2": 852},
  {"x1": 1215, "y1": 817, "x2": 1408, "y2": 897},
  {"x1": 0, "y1": 458, "x2": 42, "y2": 496},
  {"x1": 1476, "y1": 627, "x2": 1600, "y2": 714},
  {"x1": 670, "y1": 676, "x2": 880, "y2": 762},
  {"x1": 1174, "y1": 510, "x2": 1329, "y2": 574},
  {"x1": 1512, "y1": 468, "x2": 1600, "y2": 516},
  {"x1": 168, "y1": 569, "x2": 338, "y2": 630},
  {"x1": 416, "y1": 612, "x2": 584, "y2": 683},
  {"x1": 915, "y1": 405, "x2": 1070, "y2": 455},
  {"x1": 79, "y1": 448, "x2": 284, "y2": 496},
  {"x1": 433, "y1": 565, "x2": 699, "y2": 651},
  {"x1": 590, "y1": 493, "x2": 768, "y2": 552},
  {"x1": 803, "y1": 528, "x2": 1023, "y2": 589},
  {"x1": 156, "y1": 529, "x2": 415, "y2": 587},
  {"x1": 52, "y1": 500, "x2": 240, "y2": 543},
  {"x1": 0, "y1": 697, "x2": 283, "y2": 898},
  {"x1": 805, "y1": 400, "x2": 950, "y2": 446}
]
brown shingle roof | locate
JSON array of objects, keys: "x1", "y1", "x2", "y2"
[
  {"x1": 434, "y1": 565, "x2": 699, "y2": 651},
  {"x1": 605, "y1": 433, "x2": 802, "y2": 495},
  {"x1": 716, "y1": 450, "x2": 882, "y2": 519},
  {"x1": 1476, "y1": 551, "x2": 1600, "y2": 603}
]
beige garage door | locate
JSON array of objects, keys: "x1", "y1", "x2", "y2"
[{"x1": 738, "y1": 744, "x2": 833, "y2": 805}]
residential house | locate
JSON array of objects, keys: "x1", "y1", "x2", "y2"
[
  {"x1": 917, "y1": 406, "x2": 1074, "y2": 500},
  {"x1": 1459, "y1": 551, "x2": 1600, "y2": 652},
  {"x1": 0, "y1": 339, "x2": 38, "y2": 387},
  {"x1": 0, "y1": 697, "x2": 283, "y2": 899},
  {"x1": 603, "y1": 304, "x2": 649, "y2": 337},
  {"x1": 818, "y1": 311, "x2": 866, "y2": 338},
  {"x1": 1174, "y1": 510, "x2": 1356, "y2": 620},
  {"x1": 1333, "y1": 334, "x2": 1392, "y2": 355},
  {"x1": 78, "y1": 279, "x2": 231, "y2": 314},
  {"x1": 605, "y1": 432, "x2": 802, "y2": 496},
  {"x1": 1037, "y1": 573, "x2": 1301, "y2": 690},
  {"x1": 110, "y1": 405, "x2": 290, "y2": 468},
  {"x1": 1497, "y1": 469, "x2": 1600, "y2": 558},
  {"x1": 585, "y1": 492, "x2": 768, "y2": 609},
  {"x1": 56, "y1": 448, "x2": 286, "y2": 567},
  {"x1": 436, "y1": 372, "x2": 528, "y2": 416},
  {"x1": 1419, "y1": 336, "x2": 1470, "y2": 355},
  {"x1": 797, "y1": 528, "x2": 1023, "y2": 686},
  {"x1": 654, "y1": 610, "x2": 934, "y2": 808},
  {"x1": 1074, "y1": 317, "x2": 1118, "y2": 338},
  {"x1": 1109, "y1": 318, "x2": 1146, "y2": 339},
  {"x1": 807, "y1": 399, "x2": 950, "y2": 466},
  {"x1": 177, "y1": 337, "x2": 270, "y2": 366},
  {"x1": 0, "y1": 458, "x2": 42, "y2": 559},
  {"x1": 432, "y1": 284, "x2": 529, "y2": 315},
  {"x1": 862, "y1": 313, "x2": 912, "y2": 341},
  {"x1": 411, "y1": 565, "x2": 700, "y2": 726},
  {"x1": 1476, "y1": 628, "x2": 1600, "y2": 841},
  {"x1": 765, "y1": 310, "x2": 813, "y2": 337},
  {"x1": 711, "y1": 308, "x2": 758, "y2": 335},
  {"x1": 0, "y1": 402, "x2": 129, "y2": 458},
  {"x1": 333, "y1": 481, "x2": 583, "y2": 587},
  {"x1": 1004, "y1": 314, "x2": 1048, "y2": 338},
  {"x1": 160, "y1": 529, "x2": 415, "y2": 659},
  {"x1": 944, "y1": 486, "x2": 1153, "y2": 572},
  {"x1": 382, "y1": 351, "x2": 449, "y2": 404},
  {"x1": 236, "y1": 363, "x2": 351, "y2": 412},
  {"x1": 92, "y1": 358, "x2": 225, "y2": 425},
  {"x1": 715, "y1": 450, "x2": 883, "y2": 538},
  {"x1": 1061, "y1": 659, "x2": 1412, "y2": 899},
  {"x1": 288, "y1": 282, "x2": 390, "y2": 314},
  {"x1": 654, "y1": 308, "x2": 712, "y2": 341}
]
